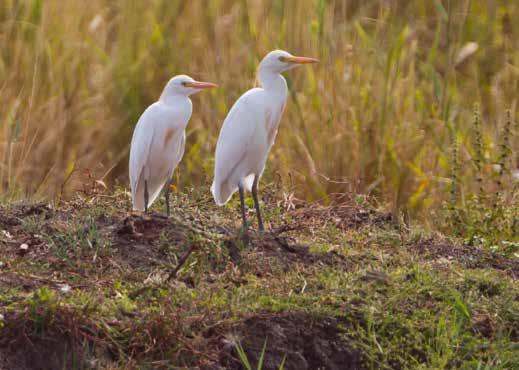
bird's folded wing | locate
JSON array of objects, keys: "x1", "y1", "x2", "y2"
[
  {"x1": 214, "y1": 89, "x2": 262, "y2": 184},
  {"x1": 128, "y1": 105, "x2": 165, "y2": 191},
  {"x1": 169, "y1": 131, "x2": 186, "y2": 178}
]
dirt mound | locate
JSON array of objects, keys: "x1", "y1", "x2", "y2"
[
  {"x1": 408, "y1": 238, "x2": 519, "y2": 277},
  {"x1": 0, "y1": 342, "x2": 88, "y2": 370},
  {"x1": 291, "y1": 203, "x2": 397, "y2": 231},
  {"x1": 218, "y1": 311, "x2": 365, "y2": 370},
  {"x1": 224, "y1": 230, "x2": 351, "y2": 275},
  {"x1": 113, "y1": 213, "x2": 192, "y2": 269},
  {"x1": 0, "y1": 307, "x2": 110, "y2": 370}
]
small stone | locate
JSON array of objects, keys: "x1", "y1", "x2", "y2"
[{"x1": 19, "y1": 243, "x2": 29, "y2": 251}]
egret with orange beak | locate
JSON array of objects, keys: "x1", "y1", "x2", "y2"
[
  {"x1": 129, "y1": 75, "x2": 217, "y2": 215},
  {"x1": 211, "y1": 50, "x2": 318, "y2": 231}
]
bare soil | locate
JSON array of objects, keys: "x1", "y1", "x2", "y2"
[{"x1": 216, "y1": 312, "x2": 365, "y2": 370}]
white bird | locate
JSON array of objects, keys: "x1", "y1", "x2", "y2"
[
  {"x1": 211, "y1": 50, "x2": 318, "y2": 231},
  {"x1": 129, "y1": 75, "x2": 217, "y2": 215}
]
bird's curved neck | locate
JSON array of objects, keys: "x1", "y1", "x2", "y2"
[
  {"x1": 159, "y1": 92, "x2": 190, "y2": 106},
  {"x1": 257, "y1": 68, "x2": 287, "y2": 93}
]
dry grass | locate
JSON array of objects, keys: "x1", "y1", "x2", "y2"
[{"x1": 1, "y1": 0, "x2": 518, "y2": 222}]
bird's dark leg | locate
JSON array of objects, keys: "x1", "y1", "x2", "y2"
[
  {"x1": 252, "y1": 175, "x2": 264, "y2": 232},
  {"x1": 238, "y1": 182, "x2": 248, "y2": 231},
  {"x1": 144, "y1": 180, "x2": 149, "y2": 213},
  {"x1": 164, "y1": 181, "x2": 171, "y2": 217}
]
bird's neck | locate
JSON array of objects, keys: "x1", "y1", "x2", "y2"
[
  {"x1": 257, "y1": 69, "x2": 287, "y2": 94},
  {"x1": 159, "y1": 92, "x2": 190, "y2": 107},
  {"x1": 158, "y1": 94, "x2": 193, "y2": 128}
]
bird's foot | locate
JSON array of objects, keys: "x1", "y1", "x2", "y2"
[
  {"x1": 128, "y1": 210, "x2": 142, "y2": 217},
  {"x1": 128, "y1": 209, "x2": 151, "y2": 221},
  {"x1": 152, "y1": 213, "x2": 169, "y2": 220}
]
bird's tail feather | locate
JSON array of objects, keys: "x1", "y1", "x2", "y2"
[
  {"x1": 211, "y1": 174, "x2": 255, "y2": 205},
  {"x1": 131, "y1": 179, "x2": 163, "y2": 211},
  {"x1": 132, "y1": 184, "x2": 145, "y2": 211},
  {"x1": 242, "y1": 174, "x2": 254, "y2": 192},
  {"x1": 211, "y1": 179, "x2": 235, "y2": 206}
]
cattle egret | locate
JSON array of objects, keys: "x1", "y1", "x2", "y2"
[
  {"x1": 129, "y1": 75, "x2": 217, "y2": 215},
  {"x1": 211, "y1": 50, "x2": 318, "y2": 231}
]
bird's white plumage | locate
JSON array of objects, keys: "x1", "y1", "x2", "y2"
[
  {"x1": 129, "y1": 74, "x2": 215, "y2": 212},
  {"x1": 211, "y1": 51, "x2": 296, "y2": 205},
  {"x1": 211, "y1": 88, "x2": 287, "y2": 204},
  {"x1": 129, "y1": 100, "x2": 191, "y2": 211}
]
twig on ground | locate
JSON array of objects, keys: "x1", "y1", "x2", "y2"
[
  {"x1": 167, "y1": 243, "x2": 197, "y2": 282},
  {"x1": 270, "y1": 223, "x2": 303, "y2": 235}
]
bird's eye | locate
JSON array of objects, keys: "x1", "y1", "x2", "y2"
[
  {"x1": 278, "y1": 56, "x2": 286, "y2": 62},
  {"x1": 181, "y1": 81, "x2": 187, "y2": 86}
]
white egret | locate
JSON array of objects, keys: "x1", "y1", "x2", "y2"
[
  {"x1": 129, "y1": 75, "x2": 217, "y2": 215},
  {"x1": 211, "y1": 50, "x2": 318, "y2": 231}
]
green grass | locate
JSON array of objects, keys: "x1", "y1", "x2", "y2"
[{"x1": 0, "y1": 189, "x2": 518, "y2": 368}]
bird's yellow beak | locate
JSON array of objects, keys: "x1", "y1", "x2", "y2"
[
  {"x1": 185, "y1": 81, "x2": 218, "y2": 89},
  {"x1": 281, "y1": 56, "x2": 319, "y2": 64}
]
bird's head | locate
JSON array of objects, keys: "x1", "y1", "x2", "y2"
[
  {"x1": 162, "y1": 75, "x2": 218, "y2": 98},
  {"x1": 259, "y1": 50, "x2": 319, "y2": 73}
]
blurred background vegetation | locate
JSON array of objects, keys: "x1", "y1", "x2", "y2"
[{"x1": 0, "y1": 0, "x2": 518, "y2": 239}]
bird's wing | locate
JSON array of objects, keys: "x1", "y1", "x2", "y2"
[
  {"x1": 168, "y1": 130, "x2": 186, "y2": 178},
  {"x1": 129, "y1": 102, "x2": 185, "y2": 192},
  {"x1": 213, "y1": 88, "x2": 264, "y2": 186},
  {"x1": 129, "y1": 105, "x2": 158, "y2": 193},
  {"x1": 176, "y1": 131, "x2": 186, "y2": 167}
]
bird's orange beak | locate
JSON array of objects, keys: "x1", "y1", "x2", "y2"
[
  {"x1": 281, "y1": 56, "x2": 319, "y2": 64},
  {"x1": 185, "y1": 81, "x2": 218, "y2": 89}
]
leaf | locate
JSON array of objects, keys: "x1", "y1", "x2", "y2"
[
  {"x1": 31, "y1": 0, "x2": 43, "y2": 24},
  {"x1": 11, "y1": 118, "x2": 21, "y2": 142},
  {"x1": 278, "y1": 355, "x2": 287, "y2": 370},
  {"x1": 454, "y1": 42, "x2": 479, "y2": 66},
  {"x1": 257, "y1": 339, "x2": 267, "y2": 370},
  {"x1": 354, "y1": 21, "x2": 371, "y2": 47},
  {"x1": 435, "y1": 1, "x2": 448, "y2": 21},
  {"x1": 95, "y1": 180, "x2": 107, "y2": 189},
  {"x1": 234, "y1": 341, "x2": 252, "y2": 370},
  {"x1": 450, "y1": 290, "x2": 471, "y2": 321}
]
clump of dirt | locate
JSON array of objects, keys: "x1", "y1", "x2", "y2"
[
  {"x1": 0, "y1": 208, "x2": 20, "y2": 228},
  {"x1": 224, "y1": 230, "x2": 351, "y2": 275},
  {"x1": 0, "y1": 342, "x2": 93, "y2": 370},
  {"x1": 113, "y1": 213, "x2": 191, "y2": 269},
  {"x1": 0, "y1": 213, "x2": 21, "y2": 228},
  {"x1": 0, "y1": 203, "x2": 53, "y2": 226},
  {"x1": 0, "y1": 307, "x2": 111, "y2": 370},
  {"x1": 408, "y1": 238, "x2": 519, "y2": 277},
  {"x1": 217, "y1": 311, "x2": 365, "y2": 370},
  {"x1": 471, "y1": 311, "x2": 496, "y2": 338},
  {"x1": 292, "y1": 203, "x2": 397, "y2": 231},
  {"x1": 16, "y1": 203, "x2": 53, "y2": 218}
]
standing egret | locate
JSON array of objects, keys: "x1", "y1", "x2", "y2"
[
  {"x1": 129, "y1": 75, "x2": 217, "y2": 215},
  {"x1": 211, "y1": 50, "x2": 318, "y2": 231}
]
